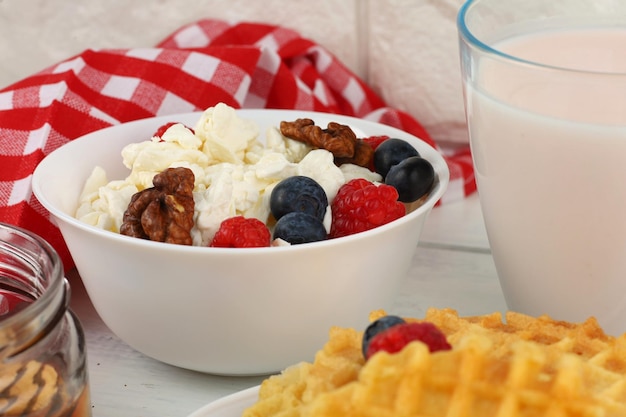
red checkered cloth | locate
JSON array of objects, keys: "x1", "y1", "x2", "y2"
[{"x1": 0, "y1": 19, "x2": 475, "y2": 270}]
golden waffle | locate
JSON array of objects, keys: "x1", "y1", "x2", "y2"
[{"x1": 242, "y1": 308, "x2": 626, "y2": 417}]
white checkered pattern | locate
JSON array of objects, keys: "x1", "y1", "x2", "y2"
[{"x1": 0, "y1": 19, "x2": 474, "y2": 270}]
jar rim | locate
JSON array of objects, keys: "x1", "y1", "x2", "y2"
[{"x1": 0, "y1": 222, "x2": 65, "y2": 352}]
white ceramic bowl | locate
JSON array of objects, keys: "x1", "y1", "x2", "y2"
[{"x1": 32, "y1": 109, "x2": 449, "y2": 375}]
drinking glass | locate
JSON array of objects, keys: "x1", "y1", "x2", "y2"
[{"x1": 458, "y1": 0, "x2": 626, "y2": 335}]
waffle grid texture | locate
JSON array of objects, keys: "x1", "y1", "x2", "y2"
[{"x1": 243, "y1": 308, "x2": 626, "y2": 417}]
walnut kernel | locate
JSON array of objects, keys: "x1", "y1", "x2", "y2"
[{"x1": 120, "y1": 167, "x2": 195, "y2": 245}]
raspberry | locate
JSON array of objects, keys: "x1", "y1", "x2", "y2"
[
  {"x1": 361, "y1": 135, "x2": 389, "y2": 152},
  {"x1": 361, "y1": 135, "x2": 389, "y2": 171},
  {"x1": 209, "y1": 216, "x2": 271, "y2": 248},
  {"x1": 330, "y1": 178, "x2": 405, "y2": 238},
  {"x1": 365, "y1": 322, "x2": 451, "y2": 359},
  {"x1": 153, "y1": 122, "x2": 195, "y2": 140},
  {"x1": 362, "y1": 315, "x2": 406, "y2": 358}
]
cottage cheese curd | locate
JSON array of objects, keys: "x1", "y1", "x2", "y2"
[{"x1": 75, "y1": 103, "x2": 381, "y2": 246}]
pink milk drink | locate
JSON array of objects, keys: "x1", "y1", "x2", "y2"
[{"x1": 458, "y1": 0, "x2": 626, "y2": 335}]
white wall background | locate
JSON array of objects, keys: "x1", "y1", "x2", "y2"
[{"x1": 0, "y1": 0, "x2": 468, "y2": 145}]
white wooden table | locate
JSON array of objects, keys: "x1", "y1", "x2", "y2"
[{"x1": 68, "y1": 193, "x2": 507, "y2": 417}]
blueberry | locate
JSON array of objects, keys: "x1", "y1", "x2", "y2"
[
  {"x1": 362, "y1": 315, "x2": 406, "y2": 358},
  {"x1": 373, "y1": 138, "x2": 420, "y2": 178},
  {"x1": 272, "y1": 212, "x2": 327, "y2": 245},
  {"x1": 270, "y1": 176, "x2": 328, "y2": 221},
  {"x1": 385, "y1": 156, "x2": 435, "y2": 203}
]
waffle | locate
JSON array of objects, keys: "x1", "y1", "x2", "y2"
[{"x1": 242, "y1": 308, "x2": 626, "y2": 417}]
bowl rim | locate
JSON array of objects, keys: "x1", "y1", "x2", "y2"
[{"x1": 32, "y1": 108, "x2": 450, "y2": 255}]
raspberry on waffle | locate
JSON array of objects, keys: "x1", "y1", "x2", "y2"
[{"x1": 243, "y1": 308, "x2": 626, "y2": 417}]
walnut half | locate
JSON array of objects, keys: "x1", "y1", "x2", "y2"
[
  {"x1": 120, "y1": 167, "x2": 195, "y2": 245},
  {"x1": 280, "y1": 118, "x2": 357, "y2": 159},
  {"x1": 280, "y1": 118, "x2": 374, "y2": 168}
]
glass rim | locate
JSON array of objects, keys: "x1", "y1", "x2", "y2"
[{"x1": 456, "y1": 0, "x2": 626, "y2": 76}]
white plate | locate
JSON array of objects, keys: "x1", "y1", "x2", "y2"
[{"x1": 187, "y1": 386, "x2": 260, "y2": 417}]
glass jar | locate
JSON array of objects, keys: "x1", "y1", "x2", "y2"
[{"x1": 0, "y1": 222, "x2": 91, "y2": 417}]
